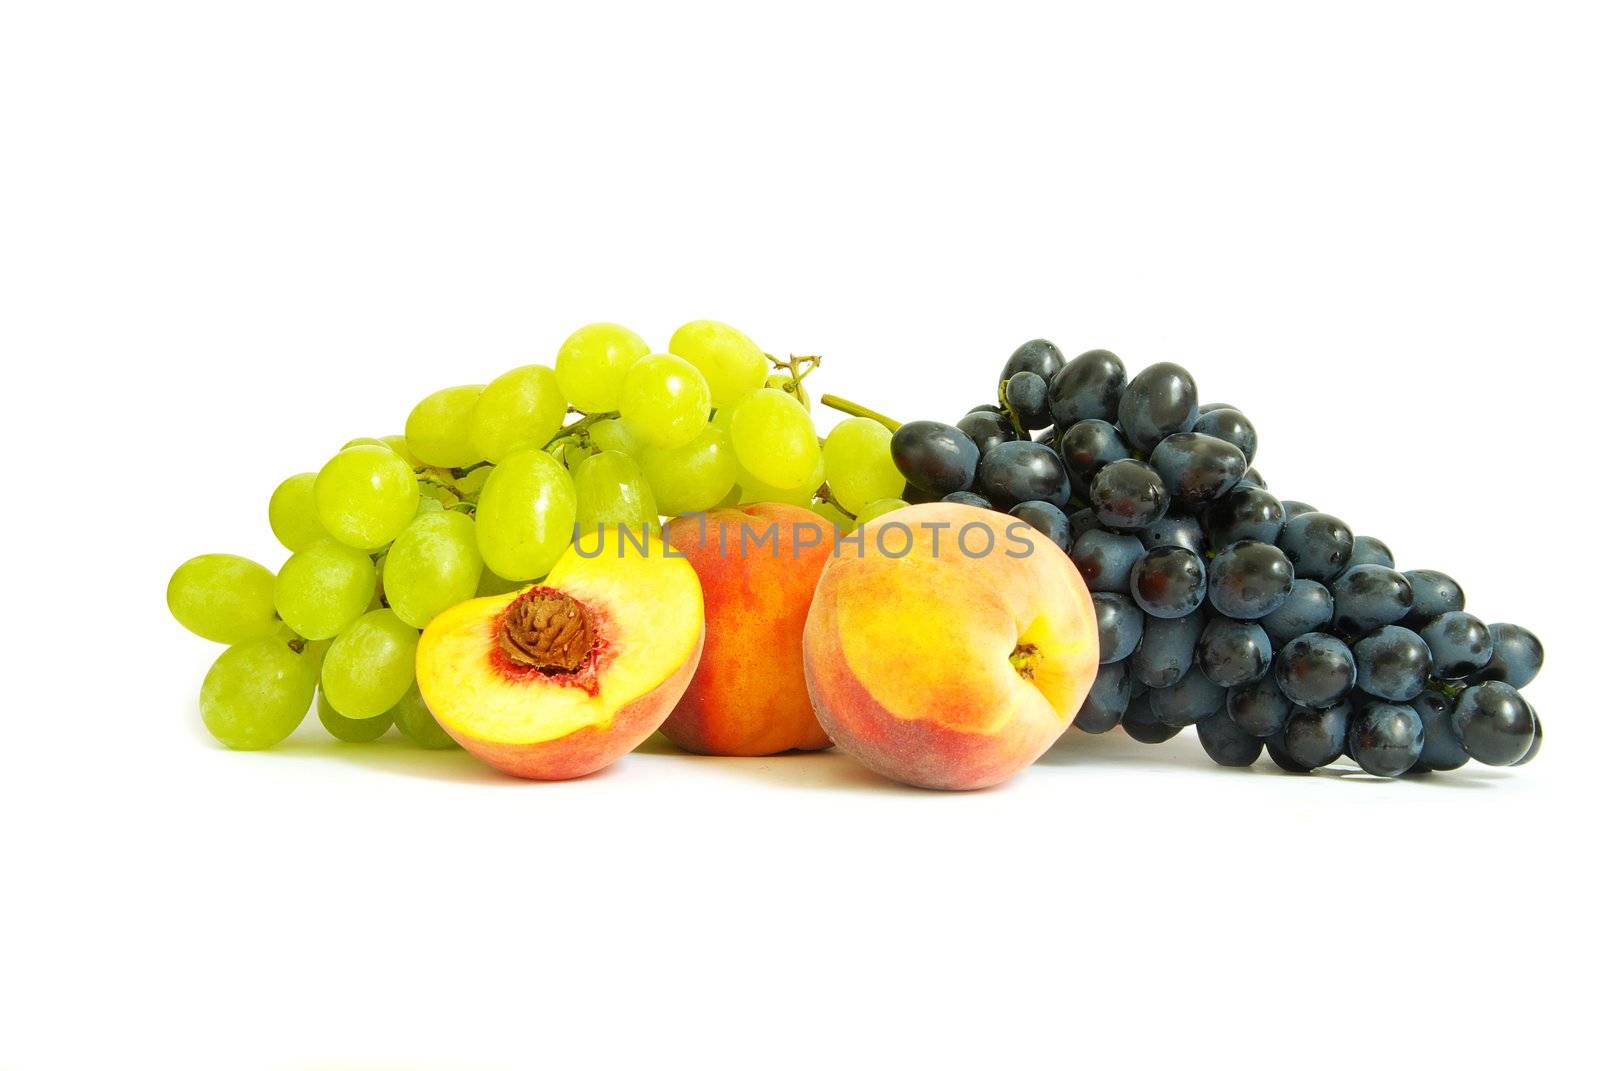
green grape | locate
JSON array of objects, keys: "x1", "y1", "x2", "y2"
[
  {"x1": 738, "y1": 451, "x2": 824, "y2": 507},
  {"x1": 809, "y1": 498, "x2": 855, "y2": 531},
  {"x1": 856, "y1": 498, "x2": 909, "y2": 525},
  {"x1": 618, "y1": 354, "x2": 712, "y2": 449},
  {"x1": 268, "y1": 472, "x2": 329, "y2": 552},
  {"x1": 317, "y1": 689, "x2": 392, "y2": 742},
  {"x1": 469, "y1": 364, "x2": 567, "y2": 463},
  {"x1": 274, "y1": 537, "x2": 377, "y2": 640},
  {"x1": 475, "y1": 447, "x2": 577, "y2": 580},
  {"x1": 710, "y1": 401, "x2": 739, "y2": 436},
  {"x1": 320, "y1": 608, "x2": 419, "y2": 720},
  {"x1": 313, "y1": 444, "x2": 420, "y2": 550},
  {"x1": 730, "y1": 387, "x2": 821, "y2": 490},
  {"x1": 637, "y1": 424, "x2": 738, "y2": 515},
  {"x1": 452, "y1": 465, "x2": 492, "y2": 500},
  {"x1": 821, "y1": 417, "x2": 904, "y2": 515},
  {"x1": 573, "y1": 451, "x2": 659, "y2": 535},
  {"x1": 342, "y1": 436, "x2": 388, "y2": 449},
  {"x1": 405, "y1": 385, "x2": 486, "y2": 468},
  {"x1": 555, "y1": 322, "x2": 650, "y2": 413},
  {"x1": 557, "y1": 439, "x2": 595, "y2": 470},
  {"x1": 199, "y1": 635, "x2": 317, "y2": 750},
  {"x1": 476, "y1": 569, "x2": 524, "y2": 597},
  {"x1": 764, "y1": 372, "x2": 811, "y2": 410},
  {"x1": 383, "y1": 510, "x2": 484, "y2": 628},
  {"x1": 418, "y1": 480, "x2": 460, "y2": 508},
  {"x1": 167, "y1": 553, "x2": 280, "y2": 644},
  {"x1": 381, "y1": 434, "x2": 422, "y2": 468},
  {"x1": 588, "y1": 417, "x2": 641, "y2": 455},
  {"x1": 668, "y1": 320, "x2": 767, "y2": 407},
  {"x1": 390, "y1": 684, "x2": 459, "y2": 749}
]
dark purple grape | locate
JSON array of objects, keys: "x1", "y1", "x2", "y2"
[
  {"x1": 1259, "y1": 579, "x2": 1334, "y2": 645},
  {"x1": 1274, "y1": 633, "x2": 1356, "y2": 708},
  {"x1": 1009, "y1": 500, "x2": 1070, "y2": 550},
  {"x1": 1047, "y1": 348, "x2": 1125, "y2": 426},
  {"x1": 1352, "y1": 625, "x2": 1431, "y2": 701},
  {"x1": 1129, "y1": 609, "x2": 1202, "y2": 689},
  {"x1": 1003, "y1": 370, "x2": 1052, "y2": 430},
  {"x1": 1139, "y1": 512, "x2": 1205, "y2": 555},
  {"x1": 956, "y1": 409, "x2": 1017, "y2": 459},
  {"x1": 1347, "y1": 702, "x2": 1424, "y2": 778},
  {"x1": 901, "y1": 481, "x2": 940, "y2": 504},
  {"x1": 1451, "y1": 682, "x2": 1536, "y2": 766},
  {"x1": 1056, "y1": 418, "x2": 1130, "y2": 497},
  {"x1": 1198, "y1": 618, "x2": 1272, "y2": 687},
  {"x1": 1403, "y1": 569, "x2": 1465, "y2": 626},
  {"x1": 1192, "y1": 407, "x2": 1257, "y2": 464},
  {"x1": 1122, "y1": 692, "x2": 1183, "y2": 743},
  {"x1": 942, "y1": 490, "x2": 993, "y2": 509},
  {"x1": 1032, "y1": 425, "x2": 1057, "y2": 443},
  {"x1": 975, "y1": 440, "x2": 1070, "y2": 510},
  {"x1": 1202, "y1": 486, "x2": 1284, "y2": 548},
  {"x1": 1001, "y1": 338, "x2": 1067, "y2": 388},
  {"x1": 1093, "y1": 592, "x2": 1144, "y2": 663},
  {"x1": 1471, "y1": 623, "x2": 1544, "y2": 688},
  {"x1": 1069, "y1": 529, "x2": 1144, "y2": 593},
  {"x1": 1344, "y1": 535, "x2": 1395, "y2": 571},
  {"x1": 1117, "y1": 362, "x2": 1199, "y2": 454},
  {"x1": 1130, "y1": 545, "x2": 1206, "y2": 619},
  {"x1": 1265, "y1": 729, "x2": 1313, "y2": 772},
  {"x1": 1150, "y1": 666, "x2": 1226, "y2": 727},
  {"x1": 1149, "y1": 432, "x2": 1246, "y2": 508},
  {"x1": 1277, "y1": 511, "x2": 1354, "y2": 582},
  {"x1": 1331, "y1": 565, "x2": 1414, "y2": 634},
  {"x1": 967, "y1": 403, "x2": 1003, "y2": 415},
  {"x1": 1075, "y1": 662, "x2": 1131, "y2": 733},
  {"x1": 1227, "y1": 673, "x2": 1292, "y2": 737},
  {"x1": 1089, "y1": 458, "x2": 1170, "y2": 530},
  {"x1": 1238, "y1": 468, "x2": 1266, "y2": 489},
  {"x1": 1196, "y1": 712, "x2": 1263, "y2": 767},
  {"x1": 1208, "y1": 540, "x2": 1294, "y2": 619},
  {"x1": 1067, "y1": 508, "x2": 1101, "y2": 544},
  {"x1": 1281, "y1": 701, "x2": 1353, "y2": 769},
  {"x1": 1512, "y1": 711, "x2": 1542, "y2": 766},
  {"x1": 1411, "y1": 691, "x2": 1468, "y2": 772},
  {"x1": 1198, "y1": 402, "x2": 1236, "y2": 414},
  {"x1": 1280, "y1": 500, "x2": 1318, "y2": 521},
  {"x1": 1418, "y1": 611, "x2": 1494, "y2": 679},
  {"x1": 890, "y1": 420, "x2": 979, "y2": 495}
]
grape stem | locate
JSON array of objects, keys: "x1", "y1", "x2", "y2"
[
  {"x1": 819, "y1": 394, "x2": 901, "y2": 431},
  {"x1": 997, "y1": 377, "x2": 1025, "y2": 438},
  {"x1": 543, "y1": 411, "x2": 617, "y2": 453},
  {"x1": 814, "y1": 482, "x2": 857, "y2": 520}
]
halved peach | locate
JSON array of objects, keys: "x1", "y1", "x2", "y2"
[{"x1": 416, "y1": 530, "x2": 704, "y2": 779}]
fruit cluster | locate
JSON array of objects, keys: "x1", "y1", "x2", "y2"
[
  {"x1": 885, "y1": 341, "x2": 1545, "y2": 777},
  {"x1": 167, "y1": 320, "x2": 904, "y2": 757}
]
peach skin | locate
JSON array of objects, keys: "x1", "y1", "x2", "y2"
[
  {"x1": 803, "y1": 502, "x2": 1098, "y2": 789},
  {"x1": 661, "y1": 503, "x2": 834, "y2": 756}
]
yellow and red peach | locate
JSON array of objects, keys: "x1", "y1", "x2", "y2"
[
  {"x1": 803, "y1": 502, "x2": 1098, "y2": 790},
  {"x1": 661, "y1": 503, "x2": 834, "y2": 756},
  {"x1": 416, "y1": 531, "x2": 703, "y2": 780}
]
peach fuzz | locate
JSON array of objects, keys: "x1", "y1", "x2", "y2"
[
  {"x1": 662, "y1": 503, "x2": 834, "y2": 756},
  {"x1": 416, "y1": 530, "x2": 704, "y2": 780},
  {"x1": 803, "y1": 502, "x2": 1098, "y2": 790}
]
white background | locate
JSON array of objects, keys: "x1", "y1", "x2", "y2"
[{"x1": 2, "y1": 3, "x2": 1595, "y2": 1069}]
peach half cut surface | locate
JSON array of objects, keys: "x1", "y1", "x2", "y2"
[
  {"x1": 803, "y1": 502, "x2": 1099, "y2": 790},
  {"x1": 416, "y1": 530, "x2": 704, "y2": 780}
]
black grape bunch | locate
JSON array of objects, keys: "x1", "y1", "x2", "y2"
[{"x1": 887, "y1": 340, "x2": 1544, "y2": 778}]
